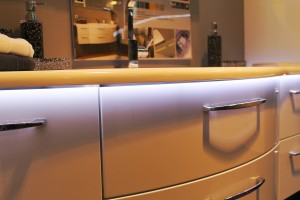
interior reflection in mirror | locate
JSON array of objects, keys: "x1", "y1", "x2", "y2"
[
  {"x1": 70, "y1": 0, "x2": 192, "y2": 61},
  {"x1": 71, "y1": 0, "x2": 124, "y2": 60}
]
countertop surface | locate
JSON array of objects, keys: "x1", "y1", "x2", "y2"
[{"x1": 0, "y1": 66, "x2": 300, "y2": 88}]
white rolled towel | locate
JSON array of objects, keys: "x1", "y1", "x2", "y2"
[{"x1": 0, "y1": 33, "x2": 34, "y2": 57}]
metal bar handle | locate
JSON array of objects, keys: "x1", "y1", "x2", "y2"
[
  {"x1": 0, "y1": 119, "x2": 47, "y2": 131},
  {"x1": 225, "y1": 177, "x2": 265, "y2": 200},
  {"x1": 290, "y1": 90, "x2": 300, "y2": 94},
  {"x1": 203, "y1": 98, "x2": 266, "y2": 112},
  {"x1": 290, "y1": 151, "x2": 300, "y2": 157}
]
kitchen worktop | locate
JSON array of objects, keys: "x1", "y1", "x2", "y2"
[{"x1": 0, "y1": 66, "x2": 299, "y2": 88}]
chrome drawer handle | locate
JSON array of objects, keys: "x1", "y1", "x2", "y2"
[
  {"x1": 290, "y1": 90, "x2": 300, "y2": 94},
  {"x1": 203, "y1": 98, "x2": 266, "y2": 112},
  {"x1": 0, "y1": 119, "x2": 47, "y2": 131},
  {"x1": 290, "y1": 151, "x2": 300, "y2": 157},
  {"x1": 225, "y1": 177, "x2": 265, "y2": 200}
]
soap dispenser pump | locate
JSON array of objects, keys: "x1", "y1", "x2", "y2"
[
  {"x1": 20, "y1": 1, "x2": 46, "y2": 58},
  {"x1": 207, "y1": 22, "x2": 222, "y2": 66}
]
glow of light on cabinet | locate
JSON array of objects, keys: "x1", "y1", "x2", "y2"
[
  {"x1": 101, "y1": 77, "x2": 278, "y2": 100},
  {"x1": 100, "y1": 76, "x2": 277, "y2": 142},
  {"x1": 0, "y1": 86, "x2": 99, "y2": 121}
]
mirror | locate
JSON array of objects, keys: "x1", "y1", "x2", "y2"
[{"x1": 70, "y1": 0, "x2": 192, "y2": 63}]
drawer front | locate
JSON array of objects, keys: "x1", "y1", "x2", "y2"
[
  {"x1": 77, "y1": 34, "x2": 115, "y2": 44},
  {"x1": 77, "y1": 35, "x2": 90, "y2": 44},
  {"x1": 0, "y1": 87, "x2": 101, "y2": 200},
  {"x1": 90, "y1": 26, "x2": 114, "y2": 35},
  {"x1": 278, "y1": 75, "x2": 300, "y2": 139},
  {"x1": 277, "y1": 134, "x2": 300, "y2": 199},
  {"x1": 100, "y1": 77, "x2": 278, "y2": 198},
  {"x1": 89, "y1": 35, "x2": 115, "y2": 44},
  {"x1": 107, "y1": 147, "x2": 277, "y2": 200},
  {"x1": 77, "y1": 26, "x2": 90, "y2": 35}
]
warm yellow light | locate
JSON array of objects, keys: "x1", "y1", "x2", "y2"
[{"x1": 110, "y1": 0, "x2": 117, "y2": 5}]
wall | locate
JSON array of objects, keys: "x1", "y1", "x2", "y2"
[
  {"x1": 0, "y1": 0, "x2": 244, "y2": 67},
  {"x1": 245, "y1": 0, "x2": 300, "y2": 66}
]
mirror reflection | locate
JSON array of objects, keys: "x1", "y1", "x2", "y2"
[
  {"x1": 71, "y1": 0, "x2": 192, "y2": 61},
  {"x1": 72, "y1": 0, "x2": 124, "y2": 60}
]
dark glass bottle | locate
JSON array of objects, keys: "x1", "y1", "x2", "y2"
[
  {"x1": 20, "y1": 20, "x2": 44, "y2": 58},
  {"x1": 0, "y1": 28, "x2": 13, "y2": 37},
  {"x1": 20, "y1": 1, "x2": 45, "y2": 59},
  {"x1": 208, "y1": 22, "x2": 222, "y2": 66}
]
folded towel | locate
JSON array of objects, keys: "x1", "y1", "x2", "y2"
[
  {"x1": 0, "y1": 33, "x2": 34, "y2": 57},
  {"x1": 0, "y1": 53, "x2": 35, "y2": 71}
]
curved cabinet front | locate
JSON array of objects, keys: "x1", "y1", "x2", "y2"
[
  {"x1": 278, "y1": 75, "x2": 300, "y2": 139},
  {"x1": 100, "y1": 77, "x2": 278, "y2": 198},
  {"x1": 106, "y1": 146, "x2": 277, "y2": 200},
  {"x1": 277, "y1": 134, "x2": 300, "y2": 199},
  {"x1": 0, "y1": 86, "x2": 101, "y2": 200}
]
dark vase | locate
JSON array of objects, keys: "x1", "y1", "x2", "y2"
[
  {"x1": 20, "y1": 20, "x2": 44, "y2": 59},
  {"x1": 207, "y1": 22, "x2": 222, "y2": 67}
]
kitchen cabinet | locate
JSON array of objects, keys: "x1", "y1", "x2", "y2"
[
  {"x1": 0, "y1": 86, "x2": 102, "y2": 200},
  {"x1": 277, "y1": 74, "x2": 300, "y2": 199},
  {"x1": 100, "y1": 77, "x2": 278, "y2": 198},
  {"x1": 1, "y1": 72, "x2": 300, "y2": 199}
]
